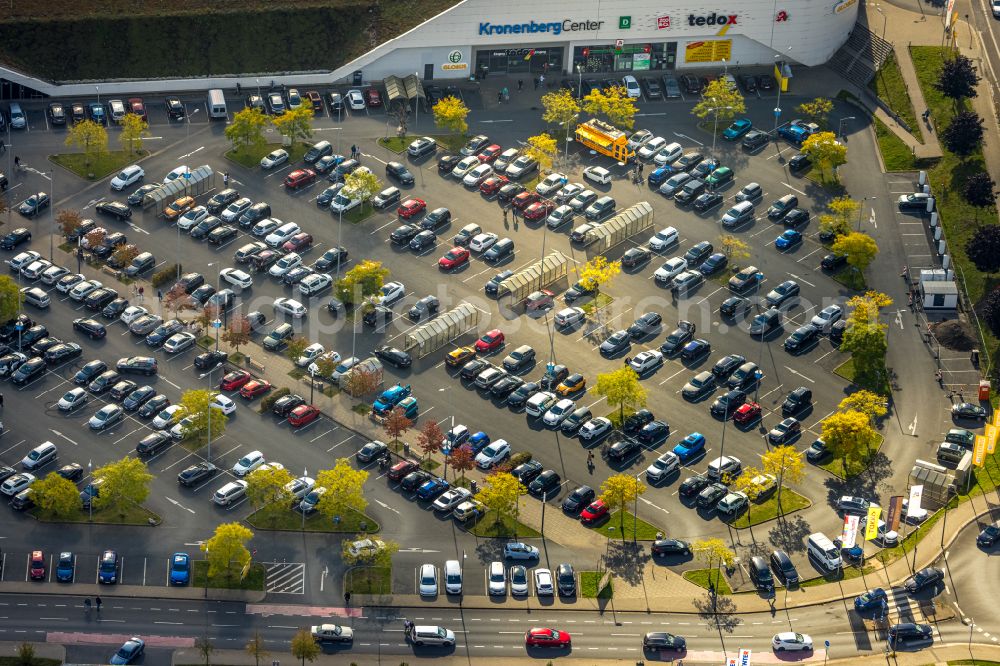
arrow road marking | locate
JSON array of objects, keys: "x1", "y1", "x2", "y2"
[
  {"x1": 787, "y1": 272, "x2": 816, "y2": 288},
  {"x1": 49, "y1": 429, "x2": 80, "y2": 446},
  {"x1": 894, "y1": 309, "x2": 905, "y2": 329},
  {"x1": 165, "y1": 496, "x2": 195, "y2": 514},
  {"x1": 908, "y1": 413, "x2": 918, "y2": 436},
  {"x1": 82, "y1": 198, "x2": 104, "y2": 211},
  {"x1": 784, "y1": 366, "x2": 815, "y2": 383},
  {"x1": 672, "y1": 132, "x2": 704, "y2": 147},
  {"x1": 178, "y1": 146, "x2": 204, "y2": 160},
  {"x1": 375, "y1": 499, "x2": 401, "y2": 515}
]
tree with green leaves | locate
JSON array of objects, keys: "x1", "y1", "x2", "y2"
[
  {"x1": 935, "y1": 54, "x2": 980, "y2": 102},
  {"x1": 0, "y1": 275, "x2": 22, "y2": 324},
  {"x1": 315, "y1": 458, "x2": 369, "y2": 522},
  {"x1": 831, "y1": 231, "x2": 879, "y2": 273},
  {"x1": 272, "y1": 106, "x2": 314, "y2": 144},
  {"x1": 961, "y1": 172, "x2": 997, "y2": 220},
  {"x1": 982, "y1": 286, "x2": 1000, "y2": 336},
  {"x1": 92, "y1": 456, "x2": 153, "y2": 519},
  {"x1": 795, "y1": 97, "x2": 834, "y2": 129},
  {"x1": 941, "y1": 110, "x2": 985, "y2": 158},
  {"x1": 225, "y1": 107, "x2": 269, "y2": 153},
  {"x1": 333, "y1": 260, "x2": 390, "y2": 307},
  {"x1": 475, "y1": 471, "x2": 527, "y2": 533},
  {"x1": 966, "y1": 225, "x2": 1000, "y2": 274},
  {"x1": 284, "y1": 337, "x2": 309, "y2": 365},
  {"x1": 691, "y1": 78, "x2": 746, "y2": 125},
  {"x1": 599, "y1": 473, "x2": 647, "y2": 538},
  {"x1": 245, "y1": 465, "x2": 294, "y2": 526},
  {"x1": 65, "y1": 119, "x2": 108, "y2": 167},
  {"x1": 432, "y1": 96, "x2": 470, "y2": 135},
  {"x1": 176, "y1": 388, "x2": 228, "y2": 442},
  {"x1": 593, "y1": 366, "x2": 647, "y2": 425},
  {"x1": 342, "y1": 168, "x2": 382, "y2": 213},
  {"x1": 119, "y1": 112, "x2": 150, "y2": 155},
  {"x1": 30, "y1": 472, "x2": 79, "y2": 518},
  {"x1": 202, "y1": 522, "x2": 254, "y2": 582},
  {"x1": 801, "y1": 131, "x2": 847, "y2": 180},
  {"x1": 223, "y1": 315, "x2": 251, "y2": 353},
  {"x1": 842, "y1": 291, "x2": 893, "y2": 390}
]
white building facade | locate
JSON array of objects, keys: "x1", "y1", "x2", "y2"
[{"x1": 333, "y1": 0, "x2": 860, "y2": 82}]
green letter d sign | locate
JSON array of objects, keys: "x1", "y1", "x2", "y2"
[{"x1": 619, "y1": 15, "x2": 632, "y2": 29}]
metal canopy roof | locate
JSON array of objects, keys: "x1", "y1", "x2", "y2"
[
  {"x1": 403, "y1": 302, "x2": 480, "y2": 357},
  {"x1": 497, "y1": 251, "x2": 570, "y2": 301}
]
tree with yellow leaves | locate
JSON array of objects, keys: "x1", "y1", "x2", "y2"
[
  {"x1": 523, "y1": 133, "x2": 558, "y2": 173},
  {"x1": 593, "y1": 366, "x2": 647, "y2": 426},
  {"x1": 600, "y1": 473, "x2": 647, "y2": 538},
  {"x1": 802, "y1": 131, "x2": 847, "y2": 181},
  {"x1": 271, "y1": 106, "x2": 314, "y2": 144},
  {"x1": 433, "y1": 96, "x2": 470, "y2": 135},
  {"x1": 119, "y1": 112, "x2": 150, "y2": 155},
  {"x1": 761, "y1": 446, "x2": 805, "y2": 515},
  {"x1": 315, "y1": 458, "x2": 369, "y2": 523},
  {"x1": 821, "y1": 410, "x2": 878, "y2": 476},
  {"x1": 202, "y1": 522, "x2": 254, "y2": 582},
  {"x1": 65, "y1": 119, "x2": 108, "y2": 168},
  {"x1": 832, "y1": 231, "x2": 879, "y2": 274},
  {"x1": 838, "y1": 389, "x2": 888, "y2": 424},
  {"x1": 691, "y1": 537, "x2": 736, "y2": 593},
  {"x1": 582, "y1": 85, "x2": 638, "y2": 130},
  {"x1": 732, "y1": 466, "x2": 768, "y2": 525},
  {"x1": 542, "y1": 87, "x2": 580, "y2": 133},
  {"x1": 842, "y1": 291, "x2": 893, "y2": 391},
  {"x1": 475, "y1": 472, "x2": 527, "y2": 535},
  {"x1": 578, "y1": 255, "x2": 621, "y2": 294},
  {"x1": 818, "y1": 196, "x2": 860, "y2": 240},
  {"x1": 691, "y1": 78, "x2": 746, "y2": 124},
  {"x1": 718, "y1": 234, "x2": 750, "y2": 264}
]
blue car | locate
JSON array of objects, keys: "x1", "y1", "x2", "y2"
[
  {"x1": 673, "y1": 432, "x2": 706, "y2": 462},
  {"x1": 722, "y1": 118, "x2": 752, "y2": 140},
  {"x1": 647, "y1": 166, "x2": 672, "y2": 187},
  {"x1": 469, "y1": 431, "x2": 491, "y2": 453},
  {"x1": 373, "y1": 383, "x2": 412, "y2": 415},
  {"x1": 98, "y1": 549, "x2": 119, "y2": 584},
  {"x1": 775, "y1": 230, "x2": 802, "y2": 250},
  {"x1": 56, "y1": 551, "x2": 74, "y2": 582},
  {"x1": 170, "y1": 552, "x2": 190, "y2": 586},
  {"x1": 110, "y1": 637, "x2": 145, "y2": 665},
  {"x1": 395, "y1": 396, "x2": 419, "y2": 419},
  {"x1": 854, "y1": 587, "x2": 888, "y2": 613},
  {"x1": 416, "y1": 477, "x2": 449, "y2": 500}
]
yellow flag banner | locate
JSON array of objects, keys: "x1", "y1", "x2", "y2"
[
  {"x1": 865, "y1": 505, "x2": 882, "y2": 542},
  {"x1": 973, "y1": 435, "x2": 988, "y2": 467},
  {"x1": 986, "y1": 424, "x2": 998, "y2": 454}
]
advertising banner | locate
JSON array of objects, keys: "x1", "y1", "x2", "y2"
[
  {"x1": 974, "y1": 435, "x2": 988, "y2": 467},
  {"x1": 739, "y1": 648, "x2": 752, "y2": 666},
  {"x1": 986, "y1": 424, "x2": 997, "y2": 454},
  {"x1": 727, "y1": 659, "x2": 738, "y2": 666},
  {"x1": 632, "y1": 53, "x2": 651, "y2": 70},
  {"x1": 865, "y1": 505, "x2": 882, "y2": 542},
  {"x1": 887, "y1": 495, "x2": 904, "y2": 532},
  {"x1": 685, "y1": 39, "x2": 732, "y2": 63},
  {"x1": 908, "y1": 485, "x2": 923, "y2": 514},
  {"x1": 842, "y1": 514, "x2": 860, "y2": 548},
  {"x1": 946, "y1": 0, "x2": 956, "y2": 27}
]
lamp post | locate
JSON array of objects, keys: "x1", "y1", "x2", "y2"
[
  {"x1": 206, "y1": 261, "x2": 223, "y2": 351},
  {"x1": 256, "y1": 77, "x2": 261, "y2": 100},
  {"x1": 185, "y1": 106, "x2": 200, "y2": 145},
  {"x1": 302, "y1": 467, "x2": 309, "y2": 530},
  {"x1": 874, "y1": 4, "x2": 888, "y2": 44},
  {"x1": 48, "y1": 169, "x2": 55, "y2": 261},
  {"x1": 199, "y1": 362, "x2": 224, "y2": 463},
  {"x1": 753, "y1": 296, "x2": 767, "y2": 403},
  {"x1": 772, "y1": 48, "x2": 792, "y2": 132},
  {"x1": 95, "y1": 85, "x2": 100, "y2": 107},
  {"x1": 87, "y1": 459, "x2": 93, "y2": 522},
  {"x1": 576, "y1": 63, "x2": 583, "y2": 99},
  {"x1": 414, "y1": 72, "x2": 419, "y2": 130},
  {"x1": 710, "y1": 103, "x2": 733, "y2": 157}
]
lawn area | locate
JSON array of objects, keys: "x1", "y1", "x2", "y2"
[
  {"x1": 468, "y1": 512, "x2": 541, "y2": 538},
  {"x1": 832, "y1": 266, "x2": 867, "y2": 291},
  {"x1": 587, "y1": 510, "x2": 663, "y2": 541},
  {"x1": 873, "y1": 116, "x2": 922, "y2": 172},
  {"x1": 378, "y1": 133, "x2": 467, "y2": 154},
  {"x1": 869, "y1": 52, "x2": 923, "y2": 141},
  {"x1": 225, "y1": 141, "x2": 310, "y2": 169},
  {"x1": 192, "y1": 560, "x2": 265, "y2": 590},
  {"x1": 30, "y1": 504, "x2": 159, "y2": 526},
  {"x1": 342, "y1": 203, "x2": 374, "y2": 225},
  {"x1": 0, "y1": 658, "x2": 61, "y2": 666},
  {"x1": 246, "y1": 506, "x2": 379, "y2": 533},
  {"x1": 730, "y1": 488, "x2": 811, "y2": 528},
  {"x1": 819, "y1": 432, "x2": 885, "y2": 479},
  {"x1": 799, "y1": 562, "x2": 876, "y2": 587},
  {"x1": 345, "y1": 566, "x2": 391, "y2": 595},
  {"x1": 50, "y1": 149, "x2": 147, "y2": 180},
  {"x1": 581, "y1": 292, "x2": 613, "y2": 315},
  {"x1": 834, "y1": 356, "x2": 892, "y2": 396},
  {"x1": 580, "y1": 571, "x2": 614, "y2": 599},
  {"x1": 606, "y1": 408, "x2": 635, "y2": 429},
  {"x1": 949, "y1": 661, "x2": 1000, "y2": 665},
  {"x1": 683, "y1": 568, "x2": 733, "y2": 595}
]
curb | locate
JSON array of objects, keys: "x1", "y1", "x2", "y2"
[{"x1": 0, "y1": 581, "x2": 266, "y2": 603}]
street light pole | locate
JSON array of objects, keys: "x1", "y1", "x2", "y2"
[
  {"x1": 576, "y1": 64, "x2": 583, "y2": 99},
  {"x1": 48, "y1": 169, "x2": 55, "y2": 261}
]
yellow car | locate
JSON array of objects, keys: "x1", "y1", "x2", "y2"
[
  {"x1": 163, "y1": 196, "x2": 195, "y2": 221},
  {"x1": 446, "y1": 346, "x2": 476, "y2": 367},
  {"x1": 556, "y1": 373, "x2": 586, "y2": 396}
]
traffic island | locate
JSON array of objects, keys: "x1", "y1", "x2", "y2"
[
  {"x1": 29, "y1": 505, "x2": 160, "y2": 526},
  {"x1": 245, "y1": 507, "x2": 379, "y2": 533},
  {"x1": 192, "y1": 561, "x2": 265, "y2": 591},
  {"x1": 682, "y1": 568, "x2": 733, "y2": 595},
  {"x1": 586, "y1": 510, "x2": 663, "y2": 541},
  {"x1": 729, "y1": 488, "x2": 811, "y2": 529},
  {"x1": 344, "y1": 566, "x2": 391, "y2": 595},
  {"x1": 225, "y1": 142, "x2": 310, "y2": 169},
  {"x1": 50, "y1": 150, "x2": 149, "y2": 180},
  {"x1": 468, "y1": 513, "x2": 541, "y2": 538}
]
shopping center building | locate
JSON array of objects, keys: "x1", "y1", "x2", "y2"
[{"x1": 333, "y1": 0, "x2": 859, "y2": 82}]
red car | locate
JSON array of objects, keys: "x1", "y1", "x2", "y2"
[
  {"x1": 388, "y1": 459, "x2": 419, "y2": 481},
  {"x1": 475, "y1": 329, "x2": 505, "y2": 353},
  {"x1": 127, "y1": 98, "x2": 147, "y2": 121},
  {"x1": 239, "y1": 379, "x2": 272, "y2": 399},
  {"x1": 284, "y1": 169, "x2": 316, "y2": 190},
  {"x1": 364, "y1": 88, "x2": 382, "y2": 107},
  {"x1": 220, "y1": 370, "x2": 252, "y2": 391},
  {"x1": 523, "y1": 201, "x2": 555, "y2": 221},
  {"x1": 398, "y1": 198, "x2": 427, "y2": 219},
  {"x1": 511, "y1": 191, "x2": 540, "y2": 211},
  {"x1": 282, "y1": 232, "x2": 314, "y2": 253},
  {"x1": 733, "y1": 401, "x2": 762, "y2": 426},
  {"x1": 439, "y1": 246, "x2": 470, "y2": 270},
  {"x1": 525, "y1": 627, "x2": 571, "y2": 648},
  {"x1": 289, "y1": 404, "x2": 321, "y2": 427},
  {"x1": 479, "y1": 175, "x2": 508, "y2": 195},
  {"x1": 580, "y1": 499, "x2": 608, "y2": 525},
  {"x1": 478, "y1": 144, "x2": 502, "y2": 163},
  {"x1": 29, "y1": 550, "x2": 45, "y2": 580}
]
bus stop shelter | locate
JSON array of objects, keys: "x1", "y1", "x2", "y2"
[
  {"x1": 403, "y1": 302, "x2": 481, "y2": 358},
  {"x1": 496, "y1": 251, "x2": 570, "y2": 302},
  {"x1": 585, "y1": 201, "x2": 654, "y2": 253},
  {"x1": 142, "y1": 165, "x2": 216, "y2": 214}
]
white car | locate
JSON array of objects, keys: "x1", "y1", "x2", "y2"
[
  {"x1": 307, "y1": 351, "x2": 342, "y2": 377},
  {"x1": 163, "y1": 332, "x2": 196, "y2": 354},
  {"x1": 259, "y1": 142, "x2": 288, "y2": 161},
  {"x1": 510, "y1": 565, "x2": 529, "y2": 596},
  {"x1": 583, "y1": 166, "x2": 612, "y2": 185},
  {"x1": 22, "y1": 259, "x2": 52, "y2": 280},
  {"x1": 495, "y1": 148, "x2": 520, "y2": 170},
  {"x1": 622, "y1": 74, "x2": 642, "y2": 98},
  {"x1": 463, "y1": 163, "x2": 493, "y2": 187},
  {"x1": 213, "y1": 480, "x2": 248, "y2": 506},
  {"x1": 648, "y1": 226, "x2": 680, "y2": 251},
  {"x1": 88, "y1": 404, "x2": 123, "y2": 431},
  {"x1": 488, "y1": 561, "x2": 506, "y2": 596},
  {"x1": 220, "y1": 198, "x2": 253, "y2": 223},
  {"x1": 9, "y1": 250, "x2": 41, "y2": 272},
  {"x1": 554, "y1": 306, "x2": 585, "y2": 328},
  {"x1": 469, "y1": 232, "x2": 498, "y2": 253},
  {"x1": 264, "y1": 222, "x2": 301, "y2": 247},
  {"x1": 653, "y1": 142, "x2": 684, "y2": 166},
  {"x1": 153, "y1": 405, "x2": 184, "y2": 429},
  {"x1": 269, "y1": 252, "x2": 302, "y2": 277},
  {"x1": 419, "y1": 563, "x2": 438, "y2": 596},
  {"x1": 285, "y1": 476, "x2": 316, "y2": 500},
  {"x1": 377, "y1": 281, "x2": 406, "y2": 306},
  {"x1": 646, "y1": 451, "x2": 680, "y2": 482},
  {"x1": 432, "y1": 487, "x2": 473, "y2": 512},
  {"x1": 451, "y1": 155, "x2": 481, "y2": 179},
  {"x1": 630, "y1": 350, "x2": 664, "y2": 374},
  {"x1": 810, "y1": 304, "x2": 843, "y2": 333},
  {"x1": 119, "y1": 305, "x2": 148, "y2": 325},
  {"x1": 346, "y1": 89, "x2": 366, "y2": 110},
  {"x1": 177, "y1": 206, "x2": 209, "y2": 231},
  {"x1": 296, "y1": 342, "x2": 325, "y2": 367},
  {"x1": 554, "y1": 182, "x2": 584, "y2": 203},
  {"x1": 220, "y1": 268, "x2": 253, "y2": 290},
  {"x1": 579, "y1": 417, "x2": 613, "y2": 441},
  {"x1": 536, "y1": 173, "x2": 567, "y2": 196},
  {"x1": 252, "y1": 218, "x2": 281, "y2": 238},
  {"x1": 170, "y1": 416, "x2": 196, "y2": 440},
  {"x1": 110, "y1": 165, "x2": 144, "y2": 191},
  {"x1": 654, "y1": 257, "x2": 688, "y2": 284},
  {"x1": 56, "y1": 273, "x2": 85, "y2": 293},
  {"x1": 273, "y1": 297, "x2": 307, "y2": 318},
  {"x1": 475, "y1": 439, "x2": 511, "y2": 469},
  {"x1": 286, "y1": 88, "x2": 302, "y2": 110},
  {"x1": 534, "y1": 568, "x2": 555, "y2": 596},
  {"x1": 329, "y1": 192, "x2": 362, "y2": 214},
  {"x1": 637, "y1": 136, "x2": 667, "y2": 160},
  {"x1": 164, "y1": 166, "x2": 189, "y2": 182},
  {"x1": 993, "y1": 0, "x2": 1000, "y2": 17},
  {"x1": 546, "y1": 205, "x2": 575, "y2": 229},
  {"x1": 772, "y1": 632, "x2": 813, "y2": 652},
  {"x1": 212, "y1": 394, "x2": 236, "y2": 416},
  {"x1": 58, "y1": 386, "x2": 88, "y2": 411},
  {"x1": 299, "y1": 273, "x2": 332, "y2": 297},
  {"x1": 542, "y1": 398, "x2": 576, "y2": 427},
  {"x1": 232, "y1": 450, "x2": 265, "y2": 477},
  {"x1": 505, "y1": 155, "x2": 538, "y2": 179},
  {"x1": 1, "y1": 472, "x2": 35, "y2": 496}
]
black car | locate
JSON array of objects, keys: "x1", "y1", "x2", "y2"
[
  {"x1": 606, "y1": 437, "x2": 642, "y2": 462},
  {"x1": 206, "y1": 189, "x2": 240, "y2": 215},
  {"x1": 136, "y1": 431, "x2": 172, "y2": 456},
  {"x1": 18, "y1": 192, "x2": 50, "y2": 217},
  {"x1": 679, "y1": 473, "x2": 711, "y2": 497},
  {"x1": 888, "y1": 623, "x2": 934, "y2": 648},
  {"x1": 783, "y1": 208, "x2": 810, "y2": 228},
  {"x1": 238, "y1": 203, "x2": 272, "y2": 229},
  {"x1": 31, "y1": 337, "x2": 63, "y2": 356},
  {"x1": 697, "y1": 482, "x2": 729, "y2": 508},
  {"x1": 74, "y1": 359, "x2": 107, "y2": 385},
  {"x1": 189, "y1": 284, "x2": 216, "y2": 306},
  {"x1": 621, "y1": 246, "x2": 650, "y2": 269},
  {"x1": 719, "y1": 297, "x2": 749, "y2": 320},
  {"x1": 166, "y1": 97, "x2": 186, "y2": 120},
  {"x1": 742, "y1": 129, "x2": 770, "y2": 151},
  {"x1": 0, "y1": 314, "x2": 33, "y2": 344},
  {"x1": 788, "y1": 153, "x2": 812, "y2": 172},
  {"x1": 85, "y1": 289, "x2": 118, "y2": 312},
  {"x1": 44, "y1": 342, "x2": 83, "y2": 364},
  {"x1": 783, "y1": 325, "x2": 818, "y2": 354},
  {"x1": 56, "y1": 463, "x2": 84, "y2": 482},
  {"x1": 362, "y1": 305, "x2": 393, "y2": 329},
  {"x1": 528, "y1": 469, "x2": 562, "y2": 497},
  {"x1": 904, "y1": 567, "x2": 944, "y2": 593},
  {"x1": 514, "y1": 460, "x2": 543, "y2": 485},
  {"x1": 313, "y1": 247, "x2": 349, "y2": 271},
  {"x1": 96, "y1": 201, "x2": 132, "y2": 221},
  {"x1": 92, "y1": 232, "x2": 127, "y2": 259},
  {"x1": 177, "y1": 462, "x2": 217, "y2": 487},
  {"x1": 386, "y1": 161, "x2": 415, "y2": 186},
  {"x1": 272, "y1": 393, "x2": 306, "y2": 417},
  {"x1": 374, "y1": 345, "x2": 412, "y2": 368},
  {"x1": 562, "y1": 485, "x2": 595, "y2": 513},
  {"x1": 0, "y1": 352, "x2": 27, "y2": 377},
  {"x1": 710, "y1": 390, "x2": 747, "y2": 418},
  {"x1": 643, "y1": 632, "x2": 686, "y2": 652},
  {"x1": 88, "y1": 370, "x2": 120, "y2": 393},
  {"x1": 497, "y1": 182, "x2": 526, "y2": 204},
  {"x1": 651, "y1": 539, "x2": 691, "y2": 556},
  {"x1": 109, "y1": 379, "x2": 138, "y2": 402},
  {"x1": 0, "y1": 227, "x2": 31, "y2": 250},
  {"x1": 977, "y1": 521, "x2": 1000, "y2": 547},
  {"x1": 390, "y1": 224, "x2": 421, "y2": 245},
  {"x1": 138, "y1": 394, "x2": 170, "y2": 418},
  {"x1": 400, "y1": 470, "x2": 432, "y2": 492},
  {"x1": 408, "y1": 230, "x2": 436, "y2": 252},
  {"x1": 623, "y1": 409, "x2": 655, "y2": 436},
  {"x1": 420, "y1": 207, "x2": 452, "y2": 231},
  {"x1": 628, "y1": 312, "x2": 662, "y2": 339},
  {"x1": 194, "y1": 350, "x2": 227, "y2": 370},
  {"x1": 830, "y1": 319, "x2": 847, "y2": 344},
  {"x1": 599, "y1": 330, "x2": 631, "y2": 356},
  {"x1": 207, "y1": 225, "x2": 238, "y2": 246},
  {"x1": 641, "y1": 78, "x2": 663, "y2": 100},
  {"x1": 459, "y1": 358, "x2": 489, "y2": 380},
  {"x1": 116, "y1": 356, "x2": 157, "y2": 375},
  {"x1": 782, "y1": 387, "x2": 813, "y2": 415},
  {"x1": 146, "y1": 320, "x2": 184, "y2": 348},
  {"x1": 490, "y1": 375, "x2": 524, "y2": 398},
  {"x1": 637, "y1": 420, "x2": 670, "y2": 444},
  {"x1": 102, "y1": 298, "x2": 129, "y2": 319},
  {"x1": 122, "y1": 385, "x2": 157, "y2": 411},
  {"x1": 821, "y1": 253, "x2": 848, "y2": 271},
  {"x1": 11, "y1": 357, "x2": 46, "y2": 385},
  {"x1": 699, "y1": 253, "x2": 728, "y2": 276},
  {"x1": 190, "y1": 216, "x2": 223, "y2": 240},
  {"x1": 437, "y1": 154, "x2": 461, "y2": 175},
  {"x1": 73, "y1": 317, "x2": 107, "y2": 339},
  {"x1": 127, "y1": 184, "x2": 159, "y2": 206},
  {"x1": 660, "y1": 321, "x2": 696, "y2": 355},
  {"x1": 484, "y1": 270, "x2": 515, "y2": 297},
  {"x1": 174, "y1": 272, "x2": 205, "y2": 294},
  {"x1": 507, "y1": 381, "x2": 540, "y2": 408},
  {"x1": 357, "y1": 440, "x2": 389, "y2": 463},
  {"x1": 563, "y1": 280, "x2": 595, "y2": 303},
  {"x1": 18, "y1": 324, "x2": 49, "y2": 350}
]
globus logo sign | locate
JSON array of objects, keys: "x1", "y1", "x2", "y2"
[
  {"x1": 687, "y1": 13, "x2": 738, "y2": 26},
  {"x1": 448, "y1": 50, "x2": 463, "y2": 63}
]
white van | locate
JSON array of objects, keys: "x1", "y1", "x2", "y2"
[
  {"x1": 807, "y1": 532, "x2": 842, "y2": 572},
  {"x1": 444, "y1": 559, "x2": 462, "y2": 595},
  {"x1": 208, "y1": 89, "x2": 228, "y2": 119},
  {"x1": 21, "y1": 441, "x2": 57, "y2": 470},
  {"x1": 410, "y1": 625, "x2": 456, "y2": 647}
]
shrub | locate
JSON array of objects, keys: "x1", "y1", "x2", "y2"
[
  {"x1": 508, "y1": 451, "x2": 532, "y2": 467},
  {"x1": 259, "y1": 387, "x2": 291, "y2": 413},
  {"x1": 151, "y1": 264, "x2": 181, "y2": 287}
]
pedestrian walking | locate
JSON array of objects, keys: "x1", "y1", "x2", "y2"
[
  {"x1": 223, "y1": 172, "x2": 230, "y2": 187},
  {"x1": 84, "y1": 598, "x2": 91, "y2": 611},
  {"x1": 236, "y1": 82, "x2": 241, "y2": 95},
  {"x1": 502, "y1": 87, "x2": 509, "y2": 101},
  {"x1": 138, "y1": 286, "x2": 144, "y2": 302},
  {"x1": 14, "y1": 155, "x2": 20, "y2": 169},
  {"x1": 539, "y1": 73, "x2": 545, "y2": 87},
  {"x1": 533, "y1": 77, "x2": 539, "y2": 90},
  {"x1": 517, "y1": 79, "x2": 523, "y2": 91},
  {"x1": 157, "y1": 289, "x2": 163, "y2": 303},
  {"x1": 503, "y1": 207, "x2": 508, "y2": 223},
  {"x1": 0, "y1": 393, "x2": 5, "y2": 409},
  {"x1": 498, "y1": 91, "x2": 503, "y2": 104},
  {"x1": 638, "y1": 162, "x2": 644, "y2": 176},
  {"x1": 95, "y1": 596, "x2": 102, "y2": 611}
]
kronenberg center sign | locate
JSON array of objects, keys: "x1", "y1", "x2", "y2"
[{"x1": 478, "y1": 19, "x2": 606, "y2": 36}]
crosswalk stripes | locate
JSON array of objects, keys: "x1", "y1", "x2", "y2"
[
  {"x1": 264, "y1": 562, "x2": 306, "y2": 594},
  {"x1": 882, "y1": 589, "x2": 925, "y2": 623}
]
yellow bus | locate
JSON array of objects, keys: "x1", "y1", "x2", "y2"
[{"x1": 575, "y1": 118, "x2": 634, "y2": 162}]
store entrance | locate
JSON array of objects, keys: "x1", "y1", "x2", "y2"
[
  {"x1": 475, "y1": 47, "x2": 564, "y2": 77},
  {"x1": 573, "y1": 43, "x2": 676, "y2": 73}
]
